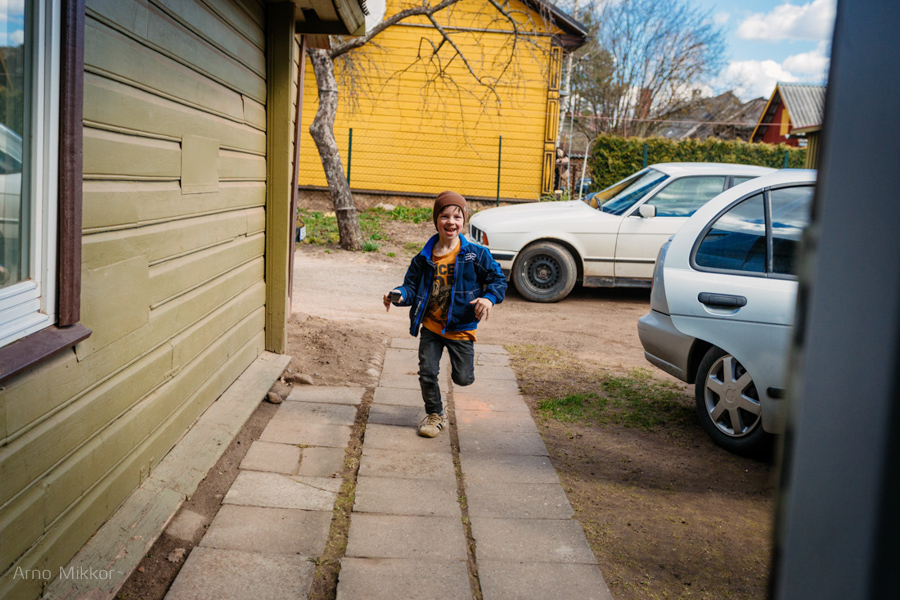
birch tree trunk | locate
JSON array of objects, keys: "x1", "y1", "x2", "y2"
[{"x1": 307, "y1": 48, "x2": 364, "y2": 251}]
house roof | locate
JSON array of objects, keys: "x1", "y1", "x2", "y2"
[
  {"x1": 521, "y1": 0, "x2": 589, "y2": 50},
  {"x1": 752, "y1": 82, "x2": 826, "y2": 140},
  {"x1": 779, "y1": 83, "x2": 826, "y2": 130},
  {"x1": 648, "y1": 91, "x2": 768, "y2": 141}
]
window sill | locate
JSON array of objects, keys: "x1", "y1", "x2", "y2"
[{"x1": 0, "y1": 323, "x2": 91, "y2": 386}]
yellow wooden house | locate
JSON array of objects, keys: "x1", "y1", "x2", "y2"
[
  {"x1": 297, "y1": 0, "x2": 587, "y2": 201},
  {"x1": 0, "y1": 1, "x2": 362, "y2": 598}
]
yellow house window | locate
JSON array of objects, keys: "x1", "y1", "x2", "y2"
[
  {"x1": 549, "y1": 46, "x2": 562, "y2": 91},
  {"x1": 545, "y1": 98, "x2": 559, "y2": 143}
]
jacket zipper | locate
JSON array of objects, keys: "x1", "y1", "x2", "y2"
[
  {"x1": 443, "y1": 249, "x2": 463, "y2": 335},
  {"x1": 413, "y1": 258, "x2": 434, "y2": 334}
]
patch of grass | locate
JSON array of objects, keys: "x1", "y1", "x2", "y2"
[
  {"x1": 387, "y1": 252, "x2": 396, "y2": 258},
  {"x1": 299, "y1": 209, "x2": 386, "y2": 251},
  {"x1": 370, "y1": 205, "x2": 433, "y2": 223},
  {"x1": 507, "y1": 344, "x2": 693, "y2": 432},
  {"x1": 404, "y1": 241, "x2": 423, "y2": 253}
]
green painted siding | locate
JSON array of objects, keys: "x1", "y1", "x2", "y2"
[{"x1": 0, "y1": 0, "x2": 270, "y2": 596}]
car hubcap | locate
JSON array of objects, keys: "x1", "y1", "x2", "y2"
[
  {"x1": 527, "y1": 255, "x2": 561, "y2": 290},
  {"x1": 703, "y1": 355, "x2": 761, "y2": 437}
]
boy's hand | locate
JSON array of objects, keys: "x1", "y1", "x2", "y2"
[
  {"x1": 471, "y1": 297, "x2": 493, "y2": 321},
  {"x1": 384, "y1": 289, "x2": 402, "y2": 312}
]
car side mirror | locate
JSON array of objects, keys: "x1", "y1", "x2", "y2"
[{"x1": 639, "y1": 204, "x2": 657, "y2": 218}]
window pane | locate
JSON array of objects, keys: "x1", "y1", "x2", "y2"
[
  {"x1": 599, "y1": 168, "x2": 669, "y2": 215},
  {"x1": 771, "y1": 186, "x2": 814, "y2": 275},
  {"x1": 695, "y1": 193, "x2": 766, "y2": 273},
  {"x1": 732, "y1": 176, "x2": 757, "y2": 187},
  {"x1": 647, "y1": 176, "x2": 726, "y2": 217},
  {"x1": 0, "y1": 2, "x2": 27, "y2": 289}
]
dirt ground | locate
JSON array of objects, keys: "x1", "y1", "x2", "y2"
[{"x1": 118, "y1": 216, "x2": 775, "y2": 599}]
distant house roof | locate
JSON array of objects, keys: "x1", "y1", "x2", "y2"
[
  {"x1": 752, "y1": 83, "x2": 826, "y2": 141},
  {"x1": 779, "y1": 83, "x2": 826, "y2": 130},
  {"x1": 647, "y1": 91, "x2": 768, "y2": 141}
]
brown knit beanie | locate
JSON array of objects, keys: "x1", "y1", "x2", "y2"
[{"x1": 433, "y1": 191, "x2": 468, "y2": 229}]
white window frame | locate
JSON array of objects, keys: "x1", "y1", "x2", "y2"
[{"x1": 0, "y1": 0, "x2": 61, "y2": 348}]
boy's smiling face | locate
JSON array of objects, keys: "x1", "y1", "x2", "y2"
[{"x1": 436, "y1": 205, "x2": 465, "y2": 245}]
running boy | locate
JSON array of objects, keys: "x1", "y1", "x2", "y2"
[{"x1": 383, "y1": 191, "x2": 507, "y2": 437}]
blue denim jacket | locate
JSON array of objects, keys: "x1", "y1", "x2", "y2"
[{"x1": 393, "y1": 234, "x2": 507, "y2": 337}]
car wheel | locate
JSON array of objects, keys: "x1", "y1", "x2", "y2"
[
  {"x1": 512, "y1": 241, "x2": 577, "y2": 303},
  {"x1": 695, "y1": 346, "x2": 772, "y2": 457}
]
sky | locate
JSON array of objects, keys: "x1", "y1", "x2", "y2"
[{"x1": 693, "y1": 0, "x2": 837, "y2": 101}]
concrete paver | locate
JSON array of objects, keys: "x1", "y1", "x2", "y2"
[
  {"x1": 459, "y1": 454, "x2": 560, "y2": 484},
  {"x1": 459, "y1": 377, "x2": 520, "y2": 395},
  {"x1": 470, "y1": 518, "x2": 598, "y2": 563},
  {"x1": 337, "y1": 558, "x2": 473, "y2": 600},
  {"x1": 367, "y1": 403, "x2": 424, "y2": 427},
  {"x1": 363, "y1": 423, "x2": 451, "y2": 453},
  {"x1": 271, "y1": 400, "x2": 358, "y2": 425},
  {"x1": 466, "y1": 481, "x2": 574, "y2": 519},
  {"x1": 453, "y1": 393, "x2": 531, "y2": 413},
  {"x1": 345, "y1": 514, "x2": 468, "y2": 560},
  {"x1": 260, "y1": 420, "x2": 352, "y2": 447},
  {"x1": 457, "y1": 428, "x2": 549, "y2": 456},
  {"x1": 373, "y1": 386, "x2": 427, "y2": 408},
  {"x1": 200, "y1": 505, "x2": 332, "y2": 555},
  {"x1": 478, "y1": 561, "x2": 613, "y2": 600},
  {"x1": 223, "y1": 471, "x2": 338, "y2": 511},
  {"x1": 468, "y1": 365, "x2": 518, "y2": 380},
  {"x1": 455, "y1": 409, "x2": 540, "y2": 432},
  {"x1": 354, "y1": 476, "x2": 460, "y2": 516},
  {"x1": 297, "y1": 446, "x2": 346, "y2": 477},
  {"x1": 359, "y1": 448, "x2": 457, "y2": 480},
  {"x1": 286, "y1": 386, "x2": 366, "y2": 404},
  {"x1": 164, "y1": 547, "x2": 315, "y2": 600},
  {"x1": 239, "y1": 441, "x2": 301, "y2": 474},
  {"x1": 475, "y1": 352, "x2": 510, "y2": 367}
]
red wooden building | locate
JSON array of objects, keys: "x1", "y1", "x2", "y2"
[{"x1": 751, "y1": 83, "x2": 826, "y2": 147}]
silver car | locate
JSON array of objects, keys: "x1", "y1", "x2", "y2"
[{"x1": 638, "y1": 169, "x2": 816, "y2": 456}]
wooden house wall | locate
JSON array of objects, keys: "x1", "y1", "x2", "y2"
[
  {"x1": 0, "y1": 0, "x2": 269, "y2": 596},
  {"x1": 757, "y1": 100, "x2": 799, "y2": 147},
  {"x1": 296, "y1": 0, "x2": 561, "y2": 201}
]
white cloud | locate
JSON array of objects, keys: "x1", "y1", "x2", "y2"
[
  {"x1": 715, "y1": 60, "x2": 798, "y2": 101},
  {"x1": 783, "y1": 41, "x2": 830, "y2": 75},
  {"x1": 714, "y1": 12, "x2": 730, "y2": 26},
  {"x1": 0, "y1": 0, "x2": 25, "y2": 16},
  {"x1": 9, "y1": 29, "x2": 22, "y2": 45},
  {"x1": 737, "y1": 0, "x2": 836, "y2": 42}
]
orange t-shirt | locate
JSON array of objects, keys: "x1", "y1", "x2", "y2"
[{"x1": 422, "y1": 241, "x2": 476, "y2": 341}]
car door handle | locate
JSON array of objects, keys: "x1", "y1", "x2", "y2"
[{"x1": 698, "y1": 292, "x2": 747, "y2": 308}]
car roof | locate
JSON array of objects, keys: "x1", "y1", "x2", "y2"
[
  {"x1": 649, "y1": 162, "x2": 776, "y2": 176},
  {"x1": 691, "y1": 168, "x2": 817, "y2": 217}
]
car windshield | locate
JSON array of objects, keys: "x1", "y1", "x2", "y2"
[{"x1": 593, "y1": 169, "x2": 670, "y2": 216}]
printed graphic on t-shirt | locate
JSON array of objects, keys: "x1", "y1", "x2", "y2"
[{"x1": 427, "y1": 260, "x2": 454, "y2": 324}]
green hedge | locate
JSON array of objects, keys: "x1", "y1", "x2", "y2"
[{"x1": 589, "y1": 134, "x2": 807, "y2": 190}]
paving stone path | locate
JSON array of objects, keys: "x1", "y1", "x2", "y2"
[{"x1": 165, "y1": 339, "x2": 611, "y2": 600}]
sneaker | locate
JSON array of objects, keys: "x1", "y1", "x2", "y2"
[{"x1": 418, "y1": 413, "x2": 448, "y2": 438}]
